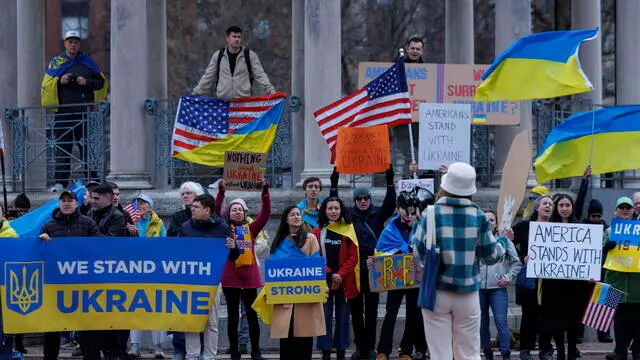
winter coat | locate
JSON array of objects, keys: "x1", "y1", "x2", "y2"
[
  {"x1": 479, "y1": 238, "x2": 522, "y2": 289},
  {"x1": 312, "y1": 227, "x2": 359, "y2": 300},
  {"x1": 88, "y1": 205, "x2": 128, "y2": 237},
  {"x1": 41, "y1": 209, "x2": 100, "y2": 238},
  {"x1": 179, "y1": 216, "x2": 239, "y2": 262}
]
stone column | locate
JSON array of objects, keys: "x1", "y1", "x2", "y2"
[
  {"x1": 107, "y1": 0, "x2": 153, "y2": 189},
  {"x1": 0, "y1": 0, "x2": 17, "y2": 192},
  {"x1": 616, "y1": 0, "x2": 640, "y2": 188},
  {"x1": 572, "y1": 0, "x2": 602, "y2": 189},
  {"x1": 291, "y1": 0, "x2": 305, "y2": 186},
  {"x1": 146, "y1": 0, "x2": 168, "y2": 189},
  {"x1": 300, "y1": 0, "x2": 341, "y2": 186},
  {"x1": 493, "y1": 0, "x2": 532, "y2": 185},
  {"x1": 445, "y1": 0, "x2": 474, "y2": 64},
  {"x1": 17, "y1": 0, "x2": 45, "y2": 190}
]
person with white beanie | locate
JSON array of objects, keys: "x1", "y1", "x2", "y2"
[{"x1": 412, "y1": 162, "x2": 510, "y2": 360}]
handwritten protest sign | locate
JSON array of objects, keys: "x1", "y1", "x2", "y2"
[
  {"x1": 498, "y1": 131, "x2": 532, "y2": 229},
  {"x1": 418, "y1": 103, "x2": 471, "y2": 170},
  {"x1": 0, "y1": 237, "x2": 229, "y2": 333},
  {"x1": 264, "y1": 257, "x2": 327, "y2": 304},
  {"x1": 604, "y1": 219, "x2": 640, "y2": 273},
  {"x1": 368, "y1": 254, "x2": 422, "y2": 292},
  {"x1": 397, "y1": 178, "x2": 434, "y2": 194},
  {"x1": 223, "y1": 151, "x2": 266, "y2": 191},
  {"x1": 335, "y1": 126, "x2": 390, "y2": 174},
  {"x1": 358, "y1": 62, "x2": 520, "y2": 125},
  {"x1": 526, "y1": 222, "x2": 603, "y2": 281}
]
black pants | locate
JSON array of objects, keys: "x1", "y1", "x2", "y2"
[
  {"x1": 615, "y1": 303, "x2": 640, "y2": 356},
  {"x1": 280, "y1": 307, "x2": 313, "y2": 360},
  {"x1": 81, "y1": 330, "x2": 108, "y2": 360},
  {"x1": 350, "y1": 267, "x2": 379, "y2": 353},
  {"x1": 223, "y1": 287, "x2": 260, "y2": 357},
  {"x1": 519, "y1": 302, "x2": 541, "y2": 351},
  {"x1": 377, "y1": 288, "x2": 427, "y2": 356},
  {"x1": 539, "y1": 331, "x2": 579, "y2": 359},
  {"x1": 53, "y1": 111, "x2": 97, "y2": 187},
  {"x1": 44, "y1": 332, "x2": 60, "y2": 360}
]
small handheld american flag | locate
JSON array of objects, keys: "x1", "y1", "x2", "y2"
[
  {"x1": 582, "y1": 282, "x2": 624, "y2": 332},
  {"x1": 123, "y1": 200, "x2": 140, "y2": 223}
]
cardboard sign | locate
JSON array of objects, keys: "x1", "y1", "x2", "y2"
[
  {"x1": 397, "y1": 178, "x2": 434, "y2": 194},
  {"x1": 223, "y1": 151, "x2": 266, "y2": 191},
  {"x1": 497, "y1": 131, "x2": 532, "y2": 229},
  {"x1": 358, "y1": 62, "x2": 520, "y2": 125},
  {"x1": 368, "y1": 253, "x2": 422, "y2": 292},
  {"x1": 418, "y1": 103, "x2": 471, "y2": 170},
  {"x1": 526, "y1": 222, "x2": 604, "y2": 281},
  {"x1": 264, "y1": 257, "x2": 327, "y2": 304},
  {"x1": 604, "y1": 219, "x2": 640, "y2": 273},
  {"x1": 335, "y1": 125, "x2": 391, "y2": 174}
]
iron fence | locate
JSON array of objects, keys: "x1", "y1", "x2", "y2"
[
  {"x1": 5, "y1": 102, "x2": 110, "y2": 192},
  {"x1": 146, "y1": 96, "x2": 297, "y2": 189}
]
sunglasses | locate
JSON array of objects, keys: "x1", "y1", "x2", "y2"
[
  {"x1": 618, "y1": 205, "x2": 633, "y2": 210},
  {"x1": 355, "y1": 196, "x2": 370, "y2": 202}
]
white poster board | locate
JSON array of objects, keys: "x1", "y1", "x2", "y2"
[
  {"x1": 418, "y1": 103, "x2": 471, "y2": 170},
  {"x1": 526, "y1": 221, "x2": 604, "y2": 281},
  {"x1": 397, "y1": 179, "x2": 434, "y2": 194}
]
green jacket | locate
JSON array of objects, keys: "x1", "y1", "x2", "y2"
[{"x1": 603, "y1": 227, "x2": 640, "y2": 303}]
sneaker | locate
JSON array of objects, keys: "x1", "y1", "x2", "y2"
[
  {"x1": 414, "y1": 351, "x2": 429, "y2": 360},
  {"x1": 155, "y1": 344, "x2": 165, "y2": 359},
  {"x1": 50, "y1": 183, "x2": 65, "y2": 193},
  {"x1": 128, "y1": 343, "x2": 140, "y2": 357},
  {"x1": 71, "y1": 347, "x2": 83, "y2": 357}
]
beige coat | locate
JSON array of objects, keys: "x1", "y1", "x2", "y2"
[
  {"x1": 270, "y1": 233, "x2": 327, "y2": 339},
  {"x1": 192, "y1": 47, "x2": 275, "y2": 99}
]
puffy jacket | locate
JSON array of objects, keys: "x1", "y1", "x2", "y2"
[
  {"x1": 88, "y1": 205, "x2": 128, "y2": 237},
  {"x1": 41, "y1": 209, "x2": 100, "y2": 238},
  {"x1": 479, "y1": 237, "x2": 521, "y2": 289},
  {"x1": 180, "y1": 216, "x2": 239, "y2": 261}
]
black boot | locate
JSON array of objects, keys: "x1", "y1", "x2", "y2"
[
  {"x1": 322, "y1": 350, "x2": 331, "y2": 360},
  {"x1": 251, "y1": 350, "x2": 266, "y2": 360},
  {"x1": 337, "y1": 349, "x2": 346, "y2": 360}
]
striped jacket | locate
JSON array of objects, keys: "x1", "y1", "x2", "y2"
[{"x1": 412, "y1": 197, "x2": 507, "y2": 293}]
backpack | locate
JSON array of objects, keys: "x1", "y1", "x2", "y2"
[{"x1": 214, "y1": 47, "x2": 253, "y2": 92}]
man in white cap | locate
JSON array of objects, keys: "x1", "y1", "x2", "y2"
[
  {"x1": 413, "y1": 162, "x2": 510, "y2": 360},
  {"x1": 43, "y1": 30, "x2": 108, "y2": 193}
]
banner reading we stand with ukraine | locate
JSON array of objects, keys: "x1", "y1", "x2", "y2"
[
  {"x1": 605, "y1": 219, "x2": 640, "y2": 273},
  {"x1": 0, "y1": 236, "x2": 229, "y2": 333}
]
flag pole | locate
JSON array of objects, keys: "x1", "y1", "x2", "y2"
[
  {"x1": 1, "y1": 152, "x2": 7, "y2": 213},
  {"x1": 398, "y1": 48, "x2": 418, "y2": 180}
]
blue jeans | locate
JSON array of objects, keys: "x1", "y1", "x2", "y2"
[
  {"x1": 239, "y1": 301, "x2": 249, "y2": 346},
  {"x1": 479, "y1": 288, "x2": 510, "y2": 354},
  {"x1": 317, "y1": 287, "x2": 350, "y2": 351}
]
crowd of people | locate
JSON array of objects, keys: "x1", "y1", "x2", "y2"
[{"x1": 1, "y1": 161, "x2": 638, "y2": 360}]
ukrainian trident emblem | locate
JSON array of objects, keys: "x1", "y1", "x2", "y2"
[{"x1": 6, "y1": 262, "x2": 43, "y2": 315}]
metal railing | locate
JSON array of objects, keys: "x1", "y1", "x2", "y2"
[
  {"x1": 6, "y1": 102, "x2": 110, "y2": 192},
  {"x1": 146, "y1": 96, "x2": 298, "y2": 189}
]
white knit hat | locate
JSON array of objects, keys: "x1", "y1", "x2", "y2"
[{"x1": 440, "y1": 162, "x2": 477, "y2": 196}]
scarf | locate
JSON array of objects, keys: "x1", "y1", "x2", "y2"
[
  {"x1": 375, "y1": 215, "x2": 411, "y2": 256},
  {"x1": 141, "y1": 211, "x2": 164, "y2": 237},
  {"x1": 0, "y1": 220, "x2": 18, "y2": 238},
  {"x1": 231, "y1": 223, "x2": 254, "y2": 268},
  {"x1": 296, "y1": 199, "x2": 320, "y2": 229},
  {"x1": 323, "y1": 220, "x2": 360, "y2": 292}
]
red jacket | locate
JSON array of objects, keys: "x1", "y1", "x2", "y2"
[{"x1": 312, "y1": 226, "x2": 359, "y2": 300}]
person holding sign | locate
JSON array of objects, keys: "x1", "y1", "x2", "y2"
[
  {"x1": 312, "y1": 197, "x2": 359, "y2": 360},
  {"x1": 262, "y1": 206, "x2": 326, "y2": 360},
  {"x1": 602, "y1": 197, "x2": 640, "y2": 360},
  {"x1": 373, "y1": 192, "x2": 428, "y2": 360},
  {"x1": 537, "y1": 194, "x2": 593, "y2": 360},
  {"x1": 412, "y1": 162, "x2": 508, "y2": 360},
  {"x1": 220, "y1": 180, "x2": 271, "y2": 360}
]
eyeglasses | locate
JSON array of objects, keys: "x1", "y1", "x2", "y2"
[{"x1": 355, "y1": 196, "x2": 370, "y2": 202}]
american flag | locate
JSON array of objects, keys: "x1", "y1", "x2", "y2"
[
  {"x1": 123, "y1": 200, "x2": 140, "y2": 223},
  {"x1": 582, "y1": 282, "x2": 624, "y2": 332},
  {"x1": 314, "y1": 59, "x2": 412, "y2": 161},
  {"x1": 171, "y1": 92, "x2": 286, "y2": 156}
]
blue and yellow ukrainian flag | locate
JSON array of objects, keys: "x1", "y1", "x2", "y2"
[
  {"x1": 534, "y1": 106, "x2": 640, "y2": 183},
  {"x1": 174, "y1": 100, "x2": 284, "y2": 166},
  {"x1": 475, "y1": 28, "x2": 598, "y2": 102}
]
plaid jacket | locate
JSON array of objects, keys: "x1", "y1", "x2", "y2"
[{"x1": 412, "y1": 197, "x2": 507, "y2": 292}]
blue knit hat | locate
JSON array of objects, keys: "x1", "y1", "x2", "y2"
[{"x1": 353, "y1": 186, "x2": 372, "y2": 199}]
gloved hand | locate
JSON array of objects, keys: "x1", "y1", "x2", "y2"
[
  {"x1": 261, "y1": 179, "x2": 270, "y2": 195},
  {"x1": 385, "y1": 164, "x2": 395, "y2": 186},
  {"x1": 330, "y1": 166, "x2": 340, "y2": 187},
  {"x1": 603, "y1": 240, "x2": 617, "y2": 253}
]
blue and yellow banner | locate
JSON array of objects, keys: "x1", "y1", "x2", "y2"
[
  {"x1": 264, "y1": 257, "x2": 327, "y2": 305},
  {"x1": 0, "y1": 236, "x2": 229, "y2": 333},
  {"x1": 604, "y1": 219, "x2": 640, "y2": 273}
]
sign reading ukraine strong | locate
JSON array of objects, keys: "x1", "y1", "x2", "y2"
[
  {"x1": 604, "y1": 219, "x2": 640, "y2": 273},
  {"x1": 0, "y1": 237, "x2": 229, "y2": 333},
  {"x1": 264, "y1": 257, "x2": 327, "y2": 305}
]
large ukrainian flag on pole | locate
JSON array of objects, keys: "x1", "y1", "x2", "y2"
[
  {"x1": 475, "y1": 28, "x2": 599, "y2": 102},
  {"x1": 534, "y1": 106, "x2": 640, "y2": 183}
]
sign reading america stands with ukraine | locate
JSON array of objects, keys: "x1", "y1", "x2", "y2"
[
  {"x1": 0, "y1": 237, "x2": 229, "y2": 333},
  {"x1": 264, "y1": 257, "x2": 327, "y2": 305}
]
